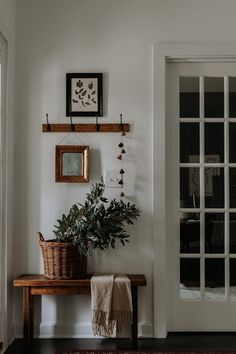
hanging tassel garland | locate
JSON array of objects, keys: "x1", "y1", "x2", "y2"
[{"x1": 117, "y1": 114, "x2": 127, "y2": 198}]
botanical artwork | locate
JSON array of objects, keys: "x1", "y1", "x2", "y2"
[
  {"x1": 66, "y1": 73, "x2": 103, "y2": 116},
  {"x1": 71, "y1": 78, "x2": 98, "y2": 112}
]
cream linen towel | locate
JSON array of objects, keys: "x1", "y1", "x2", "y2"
[{"x1": 91, "y1": 274, "x2": 132, "y2": 337}]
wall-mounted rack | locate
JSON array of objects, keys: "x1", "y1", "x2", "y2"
[
  {"x1": 42, "y1": 123, "x2": 129, "y2": 133},
  {"x1": 42, "y1": 114, "x2": 129, "y2": 133}
]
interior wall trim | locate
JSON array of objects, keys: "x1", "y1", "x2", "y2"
[{"x1": 14, "y1": 322, "x2": 153, "y2": 339}]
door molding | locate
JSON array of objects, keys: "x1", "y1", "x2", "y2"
[
  {"x1": 0, "y1": 17, "x2": 14, "y2": 347},
  {"x1": 152, "y1": 43, "x2": 236, "y2": 338},
  {"x1": 0, "y1": 32, "x2": 7, "y2": 350}
]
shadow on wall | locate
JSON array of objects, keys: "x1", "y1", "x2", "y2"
[
  {"x1": 90, "y1": 148, "x2": 102, "y2": 182},
  {"x1": 13, "y1": 56, "x2": 43, "y2": 275},
  {"x1": 103, "y1": 72, "x2": 109, "y2": 117}
]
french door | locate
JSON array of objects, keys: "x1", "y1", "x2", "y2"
[{"x1": 167, "y1": 61, "x2": 236, "y2": 330}]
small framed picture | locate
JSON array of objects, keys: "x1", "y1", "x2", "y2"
[
  {"x1": 66, "y1": 73, "x2": 103, "y2": 117},
  {"x1": 55, "y1": 145, "x2": 89, "y2": 183}
]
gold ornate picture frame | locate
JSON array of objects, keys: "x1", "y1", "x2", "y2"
[{"x1": 55, "y1": 145, "x2": 89, "y2": 183}]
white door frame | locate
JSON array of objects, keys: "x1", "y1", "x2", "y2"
[
  {"x1": 153, "y1": 43, "x2": 236, "y2": 338},
  {"x1": 0, "y1": 32, "x2": 7, "y2": 351},
  {"x1": 0, "y1": 14, "x2": 14, "y2": 347}
]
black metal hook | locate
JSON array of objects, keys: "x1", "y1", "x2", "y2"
[
  {"x1": 70, "y1": 116, "x2": 75, "y2": 132},
  {"x1": 46, "y1": 113, "x2": 51, "y2": 132},
  {"x1": 119, "y1": 113, "x2": 124, "y2": 132},
  {"x1": 95, "y1": 115, "x2": 100, "y2": 131}
]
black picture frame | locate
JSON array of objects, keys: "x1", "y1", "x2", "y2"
[{"x1": 66, "y1": 73, "x2": 103, "y2": 117}]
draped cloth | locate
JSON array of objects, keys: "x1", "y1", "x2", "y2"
[{"x1": 91, "y1": 274, "x2": 133, "y2": 337}]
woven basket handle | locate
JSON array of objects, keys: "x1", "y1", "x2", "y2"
[{"x1": 38, "y1": 232, "x2": 45, "y2": 242}]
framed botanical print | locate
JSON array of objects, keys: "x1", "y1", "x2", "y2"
[
  {"x1": 55, "y1": 145, "x2": 89, "y2": 183},
  {"x1": 66, "y1": 73, "x2": 103, "y2": 117}
]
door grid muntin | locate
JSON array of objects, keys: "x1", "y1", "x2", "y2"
[{"x1": 179, "y1": 75, "x2": 236, "y2": 301}]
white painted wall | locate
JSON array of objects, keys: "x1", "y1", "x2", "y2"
[
  {"x1": 13, "y1": 0, "x2": 236, "y2": 338},
  {"x1": 0, "y1": 0, "x2": 16, "y2": 347},
  {"x1": 0, "y1": 0, "x2": 15, "y2": 33}
]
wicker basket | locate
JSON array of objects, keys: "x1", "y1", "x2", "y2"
[{"x1": 38, "y1": 232, "x2": 87, "y2": 280}]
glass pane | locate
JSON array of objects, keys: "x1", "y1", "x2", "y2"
[
  {"x1": 180, "y1": 123, "x2": 199, "y2": 163},
  {"x1": 204, "y1": 77, "x2": 224, "y2": 118},
  {"x1": 205, "y1": 213, "x2": 224, "y2": 254},
  {"x1": 229, "y1": 77, "x2": 236, "y2": 118},
  {"x1": 179, "y1": 77, "x2": 199, "y2": 118},
  {"x1": 229, "y1": 123, "x2": 236, "y2": 163},
  {"x1": 180, "y1": 258, "x2": 200, "y2": 299},
  {"x1": 62, "y1": 152, "x2": 82, "y2": 176},
  {"x1": 180, "y1": 213, "x2": 200, "y2": 254},
  {"x1": 204, "y1": 123, "x2": 224, "y2": 163},
  {"x1": 229, "y1": 168, "x2": 236, "y2": 208},
  {"x1": 205, "y1": 258, "x2": 225, "y2": 299},
  {"x1": 205, "y1": 167, "x2": 224, "y2": 208},
  {"x1": 180, "y1": 168, "x2": 200, "y2": 208},
  {"x1": 230, "y1": 259, "x2": 236, "y2": 298},
  {"x1": 230, "y1": 213, "x2": 236, "y2": 253}
]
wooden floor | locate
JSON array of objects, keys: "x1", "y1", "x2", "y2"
[{"x1": 4, "y1": 334, "x2": 236, "y2": 354}]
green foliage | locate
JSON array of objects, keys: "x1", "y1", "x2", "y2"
[{"x1": 53, "y1": 182, "x2": 141, "y2": 255}]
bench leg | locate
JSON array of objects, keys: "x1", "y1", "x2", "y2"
[
  {"x1": 131, "y1": 286, "x2": 138, "y2": 348},
  {"x1": 23, "y1": 287, "x2": 34, "y2": 343}
]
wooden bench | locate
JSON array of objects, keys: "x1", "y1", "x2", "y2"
[{"x1": 14, "y1": 274, "x2": 147, "y2": 348}]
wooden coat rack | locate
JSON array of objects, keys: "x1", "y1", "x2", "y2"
[{"x1": 42, "y1": 114, "x2": 129, "y2": 133}]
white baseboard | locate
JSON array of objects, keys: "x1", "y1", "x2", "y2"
[
  {"x1": 139, "y1": 323, "x2": 154, "y2": 338},
  {"x1": 1, "y1": 336, "x2": 15, "y2": 353},
  {"x1": 15, "y1": 322, "x2": 153, "y2": 339}
]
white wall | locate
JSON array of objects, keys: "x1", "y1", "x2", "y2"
[
  {"x1": 0, "y1": 0, "x2": 15, "y2": 32},
  {"x1": 13, "y1": 0, "x2": 236, "y2": 338},
  {"x1": 0, "y1": 0, "x2": 16, "y2": 347}
]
